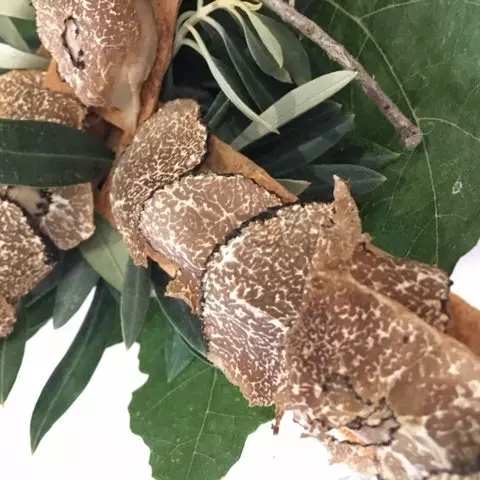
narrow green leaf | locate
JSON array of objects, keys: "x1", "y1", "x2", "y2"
[
  {"x1": 53, "y1": 259, "x2": 99, "y2": 329},
  {"x1": 243, "y1": 10, "x2": 283, "y2": 67},
  {"x1": 26, "y1": 290, "x2": 56, "y2": 340},
  {"x1": 205, "y1": 91, "x2": 230, "y2": 130},
  {"x1": 0, "y1": 303, "x2": 27, "y2": 404},
  {"x1": 80, "y1": 215, "x2": 130, "y2": 291},
  {"x1": 0, "y1": 1, "x2": 35, "y2": 20},
  {"x1": 165, "y1": 328, "x2": 194, "y2": 383},
  {"x1": 183, "y1": 27, "x2": 277, "y2": 133},
  {"x1": 0, "y1": 16, "x2": 29, "y2": 51},
  {"x1": 0, "y1": 43, "x2": 48, "y2": 69},
  {"x1": 121, "y1": 258, "x2": 151, "y2": 349},
  {"x1": 311, "y1": 164, "x2": 387, "y2": 197},
  {"x1": 228, "y1": 9, "x2": 291, "y2": 83},
  {"x1": 255, "y1": 13, "x2": 311, "y2": 85},
  {"x1": 232, "y1": 70, "x2": 357, "y2": 150},
  {"x1": 30, "y1": 283, "x2": 117, "y2": 452},
  {"x1": 260, "y1": 113, "x2": 355, "y2": 176},
  {"x1": 151, "y1": 266, "x2": 206, "y2": 357},
  {"x1": 203, "y1": 19, "x2": 274, "y2": 111},
  {"x1": 277, "y1": 178, "x2": 311, "y2": 196},
  {"x1": 0, "y1": 120, "x2": 113, "y2": 187},
  {"x1": 357, "y1": 140, "x2": 401, "y2": 170}
]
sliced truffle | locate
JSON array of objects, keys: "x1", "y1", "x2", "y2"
[
  {"x1": 201, "y1": 201, "x2": 336, "y2": 406},
  {"x1": 0, "y1": 295, "x2": 16, "y2": 338},
  {"x1": 111, "y1": 99, "x2": 208, "y2": 266},
  {"x1": 0, "y1": 199, "x2": 53, "y2": 304},
  {"x1": 33, "y1": 0, "x2": 158, "y2": 131},
  {"x1": 0, "y1": 69, "x2": 87, "y2": 129},
  {"x1": 139, "y1": 173, "x2": 282, "y2": 308}
]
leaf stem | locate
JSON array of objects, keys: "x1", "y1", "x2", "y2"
[{"x1": 259, "y1": 0, "x2": 422, "y2": 150}]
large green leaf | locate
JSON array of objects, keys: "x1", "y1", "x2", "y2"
[
  {"x1": 0, "y1": 303, "x2": 26, "y2": 404},
  {"x1": 315, "y1": 0, "x2": 480, "y2": 271},
  {"x1": 30, "y1": 283, "x2": 117, "y2": 452},
  {"x1": 80, "y1": 215, "x2": 130, "y2": 291},
  {"x1": 121, "y1": 258, "x2": 151, "y2": 349},
  {"x1": 130, "y1": 310, "x2": 273, "y2": 480},
  {"x1": 151, "y1": 266, "x2": 207, "y2": 357},
  {"x1": 0, "y1": 120, "x2": 113, "y2": 187}
]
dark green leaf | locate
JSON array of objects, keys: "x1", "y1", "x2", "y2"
[
  {"x1": 0, "y1": 303, "x2": 27, "y2": 404},
  {"x1": 121, "y1": 258, "x2": 151, "y2": 349},
  {"x1": 53, "y1": 258, "x2": 99, "y2": 329},
  {"x1": 259, "y1": 113, "x2": 354, "y2": 176},
  {"x1": 151, "y1": 266, "x2": 206, "y2": 357},
  {"x1": 130, "y1": 310, "x2": 273, "y2": 480},
  {"x1": 0, "y1": 120, "x2": 113, "y2": 187},
  {"x1": 311, "y1": 163, "x2": 386, "y2": 197},
  {"x1": 30, "y1": 282, "x2": 117, "y2": 452},
  {"x1": 165, "y1": 327, "x2": 195, "y2": 383},
  {"x1": 26, "y1": 289, "x2": 56, "y2": 339},
  {"x1": 255, "y1": 13, "x2": 312, "y2": 85},
  {"x1": 80, "y1": 215, "x2": 130, "y2": 291},
  {"x1": 314, "y1": 0, "x2": 480, "y2": 271}
]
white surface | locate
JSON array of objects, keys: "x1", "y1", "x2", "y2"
[{"x1": 0, "y1": 239, "x2": 479, "y2": 480}]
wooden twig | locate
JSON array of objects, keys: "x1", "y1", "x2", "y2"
[{"x1": 260, "y1": 0, "x2": 422, "y2": 150}]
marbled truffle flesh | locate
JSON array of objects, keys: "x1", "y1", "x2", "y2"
[
  {"x1": 111, "y1": 99, "x2": 208, "y2": 267},
  {"x1": 33, "y1": 0, "x2": 158, "y2": 131},
  {"x1": 0, "y1": 69, "x2": 87, "y2": 129},
  {"x1": 139, "y1": 173, "x2": 282, "y2": 305}
]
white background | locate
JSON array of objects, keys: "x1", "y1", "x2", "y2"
[{"x1": 0, "y1": 239, "x2": 478, "y2": 480}]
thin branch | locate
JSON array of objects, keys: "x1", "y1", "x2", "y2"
[{"x1": 260, "y1": 0, "x2": 422, "y2": 150}]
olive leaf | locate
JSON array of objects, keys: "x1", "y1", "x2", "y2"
[
  {"x1": 277, "y1": 178, "x2": 311, "y2": 196},
  {"x1": 165, "y1": 327, "x2": 195, "y2": 383},
  {"x1": 0, "y1": 1, "x2": 36, "y2": 20},
  {"x1": 53, "y1": 257, "x2": 99, "y2": 329},
  {"x1": 121, "y1": 258, "x2": 151, "y2": 349},
  {"x1": 0, "y1": 120, "x2": 113, "y2": 187},
  {"x1": 205, "y1": 91, "x2": 230, "y2": 129},
  {"x1": 26, "y1": 290, "x2": 56, "y2": 340},
  {"x1": 0, "y1": 16, "x2": 30, "y2": 51},
  {"x1": 129, "y1": 310, "x2": 273, "y2": 480},
  {"x1": 232, "y1": 70, "x2": 357, "y2": 150},
  {"x1": 254, "y1": 13, "x2": 312, "y2": 85},
  {"x1": 80, "y1": 216, "x2": 130, "y2": 291},
  {"x1": 0, "y1": 43, "x2": 48, "y2": 69},
  {"x1": 30, "y1": 282, "x2": 117, "y2": 452},
  {"x1": 0, "y1": 303, "x2": 26, "y2": 404},
  {"x1": 151, "y1": 266, "x2": 207, "y2": 357}
]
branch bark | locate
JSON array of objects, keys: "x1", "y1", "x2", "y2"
[{"x1": 260, "y1": 0, "x2": 422, "y2": 150}]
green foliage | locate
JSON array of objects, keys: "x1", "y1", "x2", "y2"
[
  {"x1": 314, "y1": 0, "x2": 480, "y2": 271},
  {"x1": 0, "y1": 120, "x2": 113, "y2": 187},
  {"x1": 30, "y1": 283, "x2": 117, "y2": 452},
  {"x1": 121, "y1": 259, "x2": 151, "y2": 349},
  {"x1": 165, "y1": 328, "x2": 195, "y2": 383},
  {"x1": 130, "y1": 310, "x2": 273, "y2": 480}
]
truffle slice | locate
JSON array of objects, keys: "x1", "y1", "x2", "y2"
[
  {"x1": 279, "y1": 247, "x2": 480, "y2": 479},
  {"x1": 0, "y1": 69, "x2": 87, "y2": 129},
  {"x1": 39, "y1": 184, "x2": 95, "y2": 250},
  {"x1": 33, "y1": 0, "x2": 158, "y2": 131},
  {"x1": 0, "y1": 296, "x2": 16, "y2": 338},
  {"x1": 202, "y1": 201, "x2": 336, "y2": 406},
  {"x1": 0, "y1": 199, "x2": 53, "y2": 304},
  {"x1": 139, "y1": 173, "x2": 282, "y2": 308},
  {"x1": 111, "y1": 99, "x2": 208, "y2": 267}
]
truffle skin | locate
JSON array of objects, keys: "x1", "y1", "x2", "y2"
[
  {"x1": 0, "y1": 296, "x2": 16, "y2": 338},
  {"x1": 202, "y1": 201, "x2": 335, "y2": 406},
  {"x1": 33, "y1": 0, "x2": 158, "y2": 130},
  {"x1": 139, "y1": 173, "x2": 282, "y2": 304},
  {"x1": 281, "y1": 270, "x2": 480, "y2": 480},
  {"x1": 0, "y1": 199, "x2": 53, "y2": 304},
  {"x1": 0, "y1": 69, "x2": 87, "y2": 129},
  {"x1": 111, "y1": 99, "x2": 208, "y2": 267},
  {"x1": 40, "y1": 184, "x2": 95, "y2": 250}
]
